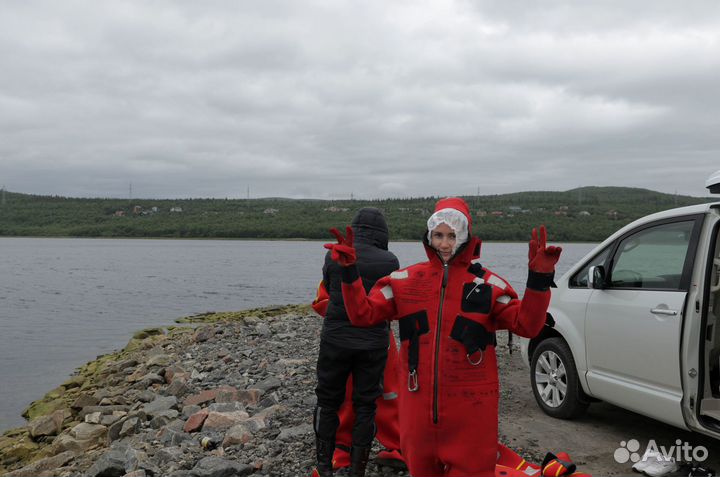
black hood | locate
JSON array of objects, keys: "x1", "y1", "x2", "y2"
[{"x1": 351, "y1": 207, "x2": 389, "y2": 250}]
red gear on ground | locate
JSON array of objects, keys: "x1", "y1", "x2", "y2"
[{"x1": 340, "y1": 198, "x2": 552, "y2": 476}]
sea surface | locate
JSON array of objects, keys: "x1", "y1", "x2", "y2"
[{"x1": 0, "y1": 237, "x2": 596, "y2": 431}]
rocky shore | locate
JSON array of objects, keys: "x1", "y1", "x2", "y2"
[
  {"x1": 0, "y1": 305, "x2": 418, "y2": 477},
  {"x1": 0, "y1": 304, "x2": 544, "y2": 477}
]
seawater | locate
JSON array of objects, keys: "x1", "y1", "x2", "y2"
[{"x1": 0, "y1": 237, "x2": 595, "y2": 431}]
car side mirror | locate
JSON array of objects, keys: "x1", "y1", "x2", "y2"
[{"x1": 588, "y1": 265, "x2": 605, "y2": 289}]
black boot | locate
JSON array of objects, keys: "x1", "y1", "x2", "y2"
[
  {"x1": 316, "y1": 438, "x2": 335, "y2": 477},
  {"x1": 349, "y1": 446, "x2": 371, "y2": 477}
]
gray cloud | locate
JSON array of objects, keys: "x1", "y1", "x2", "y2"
[{"x1": 1, "y1": 0, "x2": 718, "y2": 199}]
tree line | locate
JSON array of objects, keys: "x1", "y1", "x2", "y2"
[{"x1": 0, "y1": 187, "x2": 714, "y2": 242}]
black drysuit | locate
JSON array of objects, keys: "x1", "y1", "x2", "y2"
[{"x1": 314, "y1": 208, "x2": 399, "y2": 447}]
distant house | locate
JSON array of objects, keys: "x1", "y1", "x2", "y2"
[
  {"x1": 151, "y1": 206, "x2": 159, "y2": 213},
  {"x1": 491, "y1": 211, "x2": 504, "y2": 217},
  {"x1": 323, "y1": 206, "x2": 349, "y2": 212},
  {"x1": 508, "y1": 206, "x2": 522, "y2": 212},
  {"x1": 554, "y1": 210, "x2": 568, "y2": 217},
  {"x1": 476, "y1": 210, "x2": 487, "y2": 217},
  {"x1": 578, "y1": 211, "x2": 591, "y2": 216},
  {"x1": 607, "y1": 210, "x2": 619, "y2": 220},
  {"x1": 132, "y1": 205, "x2": 142, "y2": 215},
  {"x1": 558, "y1": 205, "x2": 569, "y2": 211},
  {"x1": 263, "y1": 208, "x2": 279, "y2": 215},
  {"x1": 170, "y1": 207, "x2": 183, "y2": 213},
  {"x1": 114, "y1": 210, "x2": 125, "y2": 217}
]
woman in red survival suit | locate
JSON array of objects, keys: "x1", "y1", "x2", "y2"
[{"x1": 324, "y1": 197, "x2": 561, "y2": 477}]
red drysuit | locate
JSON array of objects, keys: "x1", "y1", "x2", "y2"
[{"x1": 336, "y1": 198, "x2": 553, "y2": 476}]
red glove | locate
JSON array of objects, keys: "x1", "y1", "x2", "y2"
[
  {"x1": 528, "y1": 225, "x2": 562, "y2": 273},
  {"x1": 324, "y1": 226, "x2": 357, "y2": 266}
]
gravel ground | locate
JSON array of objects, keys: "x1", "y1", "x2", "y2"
[{"x1": 4, "y1": 305, "x2": 720, "y2": 477}]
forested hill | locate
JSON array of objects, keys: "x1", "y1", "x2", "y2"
[{"x1": 0, "y1": 187, "x2": 716, "y2": 242}]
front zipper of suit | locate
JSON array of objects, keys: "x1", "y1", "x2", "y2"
[{"x1": 432, "y1": 262, "x2": 449, "y2": 424}]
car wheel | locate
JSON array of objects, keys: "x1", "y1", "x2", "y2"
[{"x1": 530, "y1": 337, "x2": 589, "y2": 419}]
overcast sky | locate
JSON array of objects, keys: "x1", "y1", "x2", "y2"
[{"x1": 1, "y1": 1, "x2": 719, "y2": 199}]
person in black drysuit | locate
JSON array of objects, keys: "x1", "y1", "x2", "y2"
[{"x1": 314, "y1": 208, "x2": 399, "y2": 477}]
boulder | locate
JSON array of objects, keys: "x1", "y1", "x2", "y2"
[
  {"x1": 119, "y1": 417, "x2": 141, "y2": 438},
  {"x1": 146, "y1": 354, "x2": 172, "y2": 367},
  {"x1": 156, "y1": 425, "x2": 191, "y2": 446},
  {"x1": 254, "y1": 377, "x2": 281, "y2": 393},
  {"x1": 84, "y1": 449, "x2": 126, "y2": 477},
  {"x1": 201, "y1": 411, "x2": 250, "y2": 431},
  {"x1": 52, "y1": 433, "x2": 96, "y2": 453},
  {"x1": 85, "y1": 412, "x2": 103, "y2": 424},
  {"x1": 207, "y1": 402, "x2": 244, "y2": 413},
  {"x1": 166, "y1": 378, "x2": 189, "y2": 398},
  {"x1": 190, "y1": 456, "x2": 253, "y2": 477},
  {"x1": 70, "y1": 422, "x2": 107, "y2": 441},
  {"x1": 155, "y1": 446, "x2": 184, "y2": 465},
  {"x1": 276, "y1": 423, "x2": 313, "y2": 441},
  {"x1": 28, "y1": 410, "x2": 66, "y2": 438},
  {"x1": 143, "y1": 396, "x2": 178, "y2": 416},
  {"x1": 3, "y1": 450, "x2": 75, "y2": 477},
  {"x1": 123, "y1": 471, "x2": 147, "y2": 477},
  {"x1": 149, "y1": 410, "x2": 179, "y2": 429},
  {"x1": 183, "y1": 409, "x2": 209, "y2": 433},
  {"x1": 221, "y1": 416, "x2": 267, "y2": 447},
  {"x1": 79, "y1": 405, "x2": 129, "y2": 420},
  {"x1": 235, "y1": 389, "x2": 261, "y2": 405},
  {"x1": 71, "y1": 393, "x2": 99, "y2": 409},
  {"x1": 192, "y1": 327, "x2": 214, "y2": 343}
]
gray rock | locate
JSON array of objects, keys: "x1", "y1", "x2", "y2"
[
  {"x1": 207, "y1": 402, "x2": 245, "y2": 413},
  {"x1": 137, "y1": 390, "x2": 157, "y2": 403},
  {"x1": 276, "y1": 423, "x2": 313, "y2": 441},
  {"x1": 84, "y1": 449, "x2": 126, "y2": 477},
  {"x1": 149, "y1": 410, "x2": 179, "y2": 429},
  {"x1": 79, "y1": 405, "x2": 129, "y2": 419},
  {"x1": 143, "y1": 396, "x2": 178, "y2": 416},
  {"x1": 124, "y1": 447, "x2": 161, "y2": 476},
  {"x1": 119, "y1": 417, "x2": 140, "y2": 438},
  {"x1": 71, "y1": 422, "x2": 107, "y2": 441},
  {"x1": 156, "y1": 426, "x2": 191, "y2": 446},
  {"x1": 3, "y1": 450, "x2": 75, "y2": 477},
  {"x1": 166, "y1": 378, "x2": 189, "y2": 398},
  {"x1": 101, "y1": 414, "x2": 124, "y2": 427},
  {"x1": 190, "y1": 456, "x2": 253, "y2": 477},
  {"x1": 28, "y1": 410, "x2": 65, "y2": 438},
  {"x1": 155, "y1": 446, "x2": 185, "y2": 465},
  {"x1": 107, "y1": 418, "x2": 126, "y2": 443},
  {"x1": 182, "y1": 404, "x2": 202, "y2": 419},
  {"x1": 193, "y1": 327, "x2": 214, "y2": 343},
  {"x1": 254, "y1": 377, "x2": 281, "y2": 393},
  {"x1": 123, "y1": 470, "x2": 147, "y2": 477},
  {"x1": 72, "y1": 393, "x2": 100, "y2": 409},
  {"x1": 258, "y1": 391, "x2": 280, "y2": 409},
  {"x1": 146, "y1": 354, "x2": 172, "y2": 367},
  {"x1": 254, "y1": 323, "x2": 271, "y2": 336},
  {"x1": 137, "y1": 373, "x2": 164, "y2": 387}
]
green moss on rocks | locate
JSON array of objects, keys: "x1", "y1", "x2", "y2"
[
  {"x1": 132, "y1": 327, "x2": 165, "y2": 340},
  {"x1": 22, "y1": 398, "x2": 67, "y2": 422},
  {"x1": 176, "y1": 304, "x2": 311, "y2": 323}
]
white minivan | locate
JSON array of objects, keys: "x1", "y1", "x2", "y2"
[{"x1": 521, "y1": 171, "x2": 720, "y2": 438}]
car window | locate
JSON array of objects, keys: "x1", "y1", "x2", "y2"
[
  {"x1": 609, "y1": 220, "x2": 694, "y2": 290},
  {"x1": 569, "y1": 247, "x2": 611, "y2": 287}
]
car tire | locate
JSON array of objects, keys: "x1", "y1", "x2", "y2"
[{"x1": 530, "y1": 337, "x2": 589, "y2": 419}]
